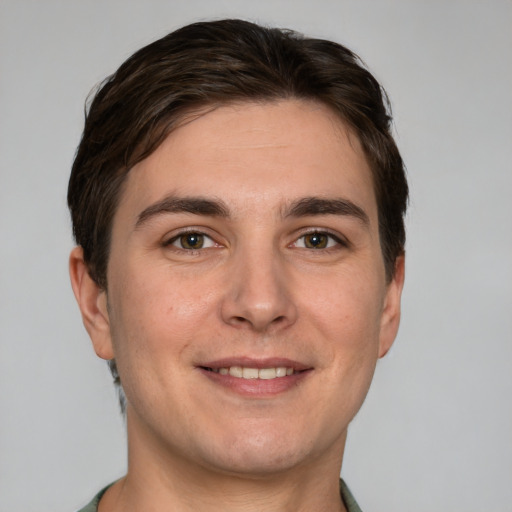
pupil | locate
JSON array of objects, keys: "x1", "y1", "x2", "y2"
[
  {"x1": 306, "y1": 233, "x2": 327, "y2": 249},
  {"x1": 182, "y1": 233, "x2": 203, "y2": 249}
]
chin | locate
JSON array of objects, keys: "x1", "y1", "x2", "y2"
[
  {"x1": 198, "y1": 422, "x2": 332, "y2": 478},
  {"x1": 207, "y1": 445, "x2": 304, "y2": 477}
]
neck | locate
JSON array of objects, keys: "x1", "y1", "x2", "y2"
[{"x1": 100, "y1": 409, "x2": 347, "y2": 512}]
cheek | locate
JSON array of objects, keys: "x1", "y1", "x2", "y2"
[
  {"x1": 291, "y1": 273, "x2": 385, "y2": 439},
  {"x1": 306, "y1": 268, "x2": 385, "y2": 393},
  {"x1": 106, "y1": 263, "x2": 218, "y2": 370},
  {"x1": 310, "y1": 268, "x2": 384, "y2": 342},
  {"x1": 105, "y1": 271, "x2": 218, "y2": 414}
]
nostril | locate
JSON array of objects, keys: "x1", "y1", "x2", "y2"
[
  {"x1": 230, "y1": 314, "x2": 285, "y2": 329},
  {"x1": 221, "y1": 293, "x2": 298, "y2": 331}
]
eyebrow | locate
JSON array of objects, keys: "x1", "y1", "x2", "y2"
[
  {"x1": 283, "y1": 197, "x2": 370, "y2": 225},
  {"x1": 135, "y1": 196, "x2": 229, "y2": 228},
  {"x1": 135, "y1": 194, "x2": 369, "y2": 228}
]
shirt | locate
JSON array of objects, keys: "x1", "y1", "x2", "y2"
[{"x1": 76, "y1": 478, "x2": 363, "y2": 512}]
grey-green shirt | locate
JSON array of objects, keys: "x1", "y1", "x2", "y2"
[{"x1": 76, "y1": 479, "x2": 362, "y2": 512}]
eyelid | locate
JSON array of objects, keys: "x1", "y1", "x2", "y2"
[
  {"x1": 161, "y1": 226, "x2": 348, "y2": 251},
  {"x1": 162, "y1": 227, "x2": 220, "y2": 250},
  {"x1": 292, "y1": 228, "x2": 348, "y2": 249}
]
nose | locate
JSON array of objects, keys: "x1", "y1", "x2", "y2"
[{"x1": 220, "y1": 246, "x2": 298, "y2": 333}]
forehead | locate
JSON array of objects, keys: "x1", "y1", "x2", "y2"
[{"x1": 116, "y1": 99, "x2": 377, "y2": 225}]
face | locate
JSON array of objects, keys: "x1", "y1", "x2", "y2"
[{"x1": 71, "y1": 100, "x2": 404, "y2": 478}]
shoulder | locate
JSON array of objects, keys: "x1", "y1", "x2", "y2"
[
  {"x1": 75, "y1": 484, "x2": 113, "y2": 512},
  {"x1": 340, "y1": 479, "x2": 364, "y2": 512}
]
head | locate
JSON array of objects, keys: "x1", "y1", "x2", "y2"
[{"x1": 68, "y1": 19, "x2": 408, "y2": 474}]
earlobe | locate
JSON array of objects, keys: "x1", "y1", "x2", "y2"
[
  {"x1": 378, "y1": 255, "x2": 405, "y2": 358},
  {"x1": 69, "y1": 246, "x2": 115, "y2": 360}
]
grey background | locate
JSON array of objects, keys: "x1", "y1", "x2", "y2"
[{"x1": 1, "y1": 1, "x2": 511, "y2": 511}]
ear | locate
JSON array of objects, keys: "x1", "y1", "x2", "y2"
[
  {"x1": 69, "y1": 246, "x2": 114, "y2": 360},
  {"x1": 378, "y1": 254, "x2": 405, "y2": 358}
]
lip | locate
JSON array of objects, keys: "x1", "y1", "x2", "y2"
[
  {"x1": 197, "y1": 357, "x2": 313, "y2": 397},
  {"x1": 200, "y1": 356, "x2": 311, "y2": 372}
]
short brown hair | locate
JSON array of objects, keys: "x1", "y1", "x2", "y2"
[{"x1": 68, "y1": 18, "x2": 408, "y2": 288}]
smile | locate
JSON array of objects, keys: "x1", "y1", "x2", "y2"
[
  {"x1": 198, "y1": 360, "x2": 312, "y2": 397},
  {"x1": 206, "y1": 366, "x2": 295, "y2": 379}
]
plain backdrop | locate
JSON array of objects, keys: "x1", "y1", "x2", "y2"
[{"x1": 1, "y1": 1, "x2": 511, "y2": 511}]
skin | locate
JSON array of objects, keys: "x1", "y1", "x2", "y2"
[{"x1": 70, "y1": 99, "x2": 404, "y2": 512}]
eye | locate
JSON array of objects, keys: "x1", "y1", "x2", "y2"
[
  {"x1": 294, "y1": 231, "x2": 343, "y2": 249},
  {"x1": 167, "y1": 232, "x2": 216, "y2": 250}
]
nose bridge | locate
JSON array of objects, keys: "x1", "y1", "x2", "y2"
[{"x1": 221, "y1": 235, "x2": 296, "y2": 332}]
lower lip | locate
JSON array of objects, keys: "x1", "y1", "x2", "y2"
[{"x1": 198, "y1": 368, "x2": 312, "y2": 397}]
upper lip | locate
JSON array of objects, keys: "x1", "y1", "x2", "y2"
[{"x1": 199, "y1": 357, "x2": 312, "y2": 372}]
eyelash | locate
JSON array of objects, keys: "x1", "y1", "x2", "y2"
[
  {"x1": 292, "y1": 230, "x2": 347, "y2": 250},
  {"x1": 163, "y1": 229, "x2": 347, "y2": 253},
  {"x1": 163, "y1": 229, "x2": 217, "y2": 252}
]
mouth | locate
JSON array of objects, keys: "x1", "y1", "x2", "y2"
[
  {"x1": 201, "y1": 365, "x2": 296, "y2": 380},
  {"x1": 197, "y1": 358, "x2": 312, "y2": 396}
]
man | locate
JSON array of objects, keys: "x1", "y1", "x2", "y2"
[{"x1": 68, "y1": 19, "x2": 407, "y2": 512}]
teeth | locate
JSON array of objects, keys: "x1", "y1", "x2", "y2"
[
  {"x1": 259, "y1": 368, "x2": 276, "y2": 380},
  {"x1": 229, "y1": 366, "x2": 243, "y2": 378},
  {"x1": 276, "y1": 367, "x2": 287, "y2": 377},
  {"x1": 216, "y1": 366, "x2": 294, "y2": 379},
  {"x1": 242, "y1": 367, "x2": 259, "y2": 379}
]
